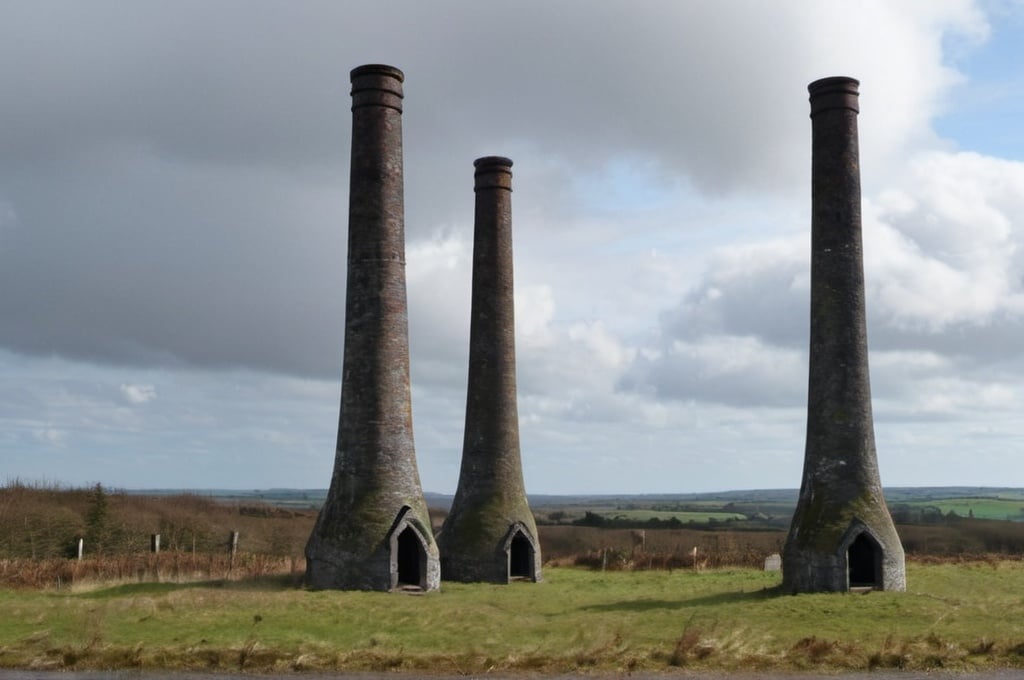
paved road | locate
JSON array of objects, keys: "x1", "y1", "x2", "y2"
[{"x1": 2, "y1": 671, "x2": 1022, "y2": 679}]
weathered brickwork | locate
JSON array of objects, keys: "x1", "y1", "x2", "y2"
[
  {"x1": 305, "y1": 65, "x2": 439, "y2": 592},
  {"x1": 438, "y1": 157, "x2": 542, "y2": 583},
  {"x1": 783, "y1": 77, "x2": 906, "y2": 593}
]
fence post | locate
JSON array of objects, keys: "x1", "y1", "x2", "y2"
[{"x1": 229, "y1": 531, "x2": 239, "y2": 576}]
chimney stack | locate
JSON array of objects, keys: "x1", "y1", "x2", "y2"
[
  {"x1": 305, "y1": 64, "x2": 440, "y2": 592},
  {"x1": 783, "y1": 77, "x2": 905, "y2": 593},
  {"x1": 438, "y1": 156, "x2": 542, "y2": 583}
]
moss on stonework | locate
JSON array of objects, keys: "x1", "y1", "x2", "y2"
[
  {"x1": 789, "y1": 488, "x2": 888, "y2": 554},
  {"x1": 443, "y1": 493, "x2": 533, "y2": 552},
  {"x1": 321, "y1": 487, "x2": 416, "y2": 536},
  {"x1": 439, "y1": 486, "x2": 540, "y2": 584},
  {"x1": 309, "y1": 480, "x2": 436, "y2": 562}
]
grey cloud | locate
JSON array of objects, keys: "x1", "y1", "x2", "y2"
[
  {"x1": 663, "y1": 264, "x2": 808, "y2": 347},
  {"x1": 0, "y1": 2, "x2": 350, "y2": 170},
  {"x1": 868, "y1": 314, "x2": 1024, "y2": 364},
  {"x1": 617, "y1": 240, "x2": 809, "y2": 408},
  {"x1": 621, "y1": 249, "x2": 1024, "y2": 409},
  {"x1": 0, "y1": 150, "x2": 347, "y2": 376},
  {"x1": 0, "y1": 0, "x2": 986, "y2": 382},
  {"x1": 619, "y1": 340, "x2": 806, "y2": 409}
]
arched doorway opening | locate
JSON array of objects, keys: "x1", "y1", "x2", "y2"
[
  {"x1": 396, "y1": 525, "x2": 424, "y2": 588},
  {"x1": 847, "y1": 532, "x2": 880, "y2": 588},
  {"x1": 509, "y1": 530, "x2": 534, "y2": 580}
]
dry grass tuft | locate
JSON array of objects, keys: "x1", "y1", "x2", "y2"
[{"x1": 668, "y1": 625, "x2": 715, "y2": 666}]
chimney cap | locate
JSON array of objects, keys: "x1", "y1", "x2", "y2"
[
  {"x1": 808, "y1": 76, "x2": 859, "y2": 116},
  {"x1": 350, "y1": 64, "x2": 405, "y2": 82},
  {"x1": 474, "y1": 156, "x2": 513, "y2": 191},
  {"x1": 474, "y1": 156, "x2": 513, "y2": 170}
]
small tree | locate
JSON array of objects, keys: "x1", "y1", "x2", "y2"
[{"x1": 84, "y1": 483, "x2": 109, "y2": 554}]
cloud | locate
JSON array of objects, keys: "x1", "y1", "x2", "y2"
[
  {"x1": 620, "y1": 146, "x2": 1024, "y2": 413},
  {"x1": 867, "y1": 151, "x2": 1024, "y2": 332},
  {"x1": 2, "y1": 0, "x2": 1021, "y2": 492},
  {"x1": 406, "y1": 231, "x2": 472, "y2": 386},
  {"x1": 0, "y1": 351, "x2": 340, "y2": 488},
  {"x1": 621, "y1": 335, "x2": 805, "y2": 408},
  {"x1": 619, "y1": 123, "x2": 1024, "y2": 419},
  {"x1": 32, "y1": 427, "x2": 65, "y2": 446},
  {"x1": 0, "y1": 0, "x2": 992, "y2": 379},
  {"x1": 120, "y1": 383, "x2": 156, "y2": 405}
]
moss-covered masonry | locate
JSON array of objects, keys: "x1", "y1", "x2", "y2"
[
  {"x1": 438, "y1": 157, "x2": 541, "y2": 583},
  {"x1": 305, "y1": 65, "x2": 439, "y2": 592},
  {"x1": 782, "y1": 77, "x2": 905, "y2": 593}
]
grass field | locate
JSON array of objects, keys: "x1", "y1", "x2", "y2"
[
  {"x1": 905, "y1": 497, "x2": 1024, "y2": 521},
  {"x1": 599, "y1": 509, "x2": 748, "y2": 523},
  {"x1": 3, "y1": 562, "x2": 1024, "y2": 673}
]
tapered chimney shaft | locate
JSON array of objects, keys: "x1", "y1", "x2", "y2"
[
  {"x1": 783, "y1": 77, "x2": 905, "y2": 593},
  {"x1": 305, "y1": 64, "x2": 439, "y2": 592},
  {"x1": 439, "y1": 157, "x2": 542, "y2": 583}
]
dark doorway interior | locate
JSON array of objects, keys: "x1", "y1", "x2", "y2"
[
  {"x1": 848, "y1": 533, "x2": 878, "y2": 588},
  {"x1": 509, "y1": 531, "x2": 533, "y2": 580},
  {"x1": 396, "y1": 526, "x2": 423, "y2": 587}
]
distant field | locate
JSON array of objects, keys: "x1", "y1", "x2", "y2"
[
  {"x1": 4, "y1": 563, "x2": 1024, "y2": 673},
  {"x1": 887, "y1": 489, "x2": 1024, "y2": 503},
  {"x1": 902, "y1": 497, "x2": 1024, "y2": 521},
  {"x1": 600, "y1": 509, "x2": 747, "y2": 523}
]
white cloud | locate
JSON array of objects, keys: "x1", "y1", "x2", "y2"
[
  {"x1": 32, "y1": 427, "x2": 65, "y2": 446},
  {"x1": 567, "y1": 321, "x2": 635, "y2": 370},
  {"x1": 120, "y1": 383, "x2": 156, "y2": 404},
  {"x1": 866, "y1": 151, "x2": 1024, "y2": 331},
  {"x1": 514, "y1": 284, "x2": 556, "y2": 349},
  {"x1": 800, "y1": 1, "x2": 988, "y2": 175},
  {"x1": 406, "y1": 230, "x2": 473, "y2": 388}
]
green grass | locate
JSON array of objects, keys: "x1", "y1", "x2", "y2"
[
  {"x1": 4, "y1": 563, "x2": 1024, "y2": 673},
  {"x1": 904, "y1": 497, "x2": 1024, "y2": 521}
]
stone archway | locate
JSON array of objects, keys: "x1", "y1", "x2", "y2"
[
  {"x1": 502, "y1": 524, "x2": 539, "y2": 582},
  {"x1": 396, "y1": 526, "x2": 424, "y2": 586},
  {"x1": 847, "y1": 532, "x2": 881, "y2": 588},
  {"x1": 509, "y1": 531, "x2": 533, "y2": 579},
  {"x1": 388, "y1": 507, "x2": 431, "y2": 591}
]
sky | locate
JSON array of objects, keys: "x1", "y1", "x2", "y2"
[{"x1": 3, "y1": 1, "x2": 1024, "y2": 495}]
